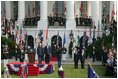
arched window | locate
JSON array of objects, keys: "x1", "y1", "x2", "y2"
[
  {"x1": 54, "y1": 1, "x2": 65, "y2": 17},
  {"x1": 80, "y1": 1, "x2": 88, "y2": 18}
]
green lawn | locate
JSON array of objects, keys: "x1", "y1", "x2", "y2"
[{"x1": 1, "y1": 64, "x2": 113, "y2": 78}]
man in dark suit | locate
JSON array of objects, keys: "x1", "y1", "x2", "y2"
[
  {"x1": 74, "y1": 47, "x2": 79, "y2": 69},
  {"x1": 80, "y1": 49, "x2": 85, "y2": 69},
  {"x1": 44, "y1": 43, "x2": 51, "y2": 64},
  {"x1": 37, "y1": 42, "x2": 43, "y2": 64}
]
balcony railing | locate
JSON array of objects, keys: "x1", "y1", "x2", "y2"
[
  {"x1": 23, "y1": 16, "x2": 40, "y2": 27},
  {"x1": 48, "y1": 16, "x2": 66, "y2": 28},
  {"x1": 75, "y1": 17, "x2": 92, "y2": 27}
]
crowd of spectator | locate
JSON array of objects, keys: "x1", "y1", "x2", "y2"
[{"x1": 102, "y1": 47, "x2": 117, "y2": 77}]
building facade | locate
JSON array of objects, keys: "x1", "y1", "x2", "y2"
[{"x1": 1, "y1": 1, "x2": 117, "y2": 50}]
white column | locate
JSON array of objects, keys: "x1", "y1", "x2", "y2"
[
  {"x1": 92, "y1": 1, "x2": 100, "y2": 31},
  {"x1": 66, "y1": 1, "x2": 76, "y2": 30},
  {"x1": 40, "y1": 1, "x2": 47, "y2": 20},
  {"x1": 18, "y1": 1, "x2": 25, "y2": 28},
  {"x1": 5, "y1": 1, "x2": 11, "y2": 20},
  {"x1": 18, "y1": 1, "x2": 25, "y2": 20},
  {"x1": 38, "y1": 1, "x2": 48, "y2": 29}
]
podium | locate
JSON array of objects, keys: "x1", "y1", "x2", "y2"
[{"x1": 28, "y1": 49, "x2": 35, "y2": 64}]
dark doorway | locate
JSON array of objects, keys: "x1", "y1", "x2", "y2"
[
  {"x1": 51, "y1": 35, "x2": 62, "y2": 57},
  {"x1": 27, "y1": 35, "x2": 34, "y2": 49}
]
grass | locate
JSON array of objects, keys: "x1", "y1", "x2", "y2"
[{"x1": 1, "y1": 64, "x2": 114, "y2": 78}]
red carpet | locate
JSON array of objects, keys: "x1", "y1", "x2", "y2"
[{"x1": 50, "y1": 57, "x2": 57, "y2": 61}]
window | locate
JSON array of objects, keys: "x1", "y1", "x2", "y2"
[
  {"x1": 35, "y1": 1, "x2": 40, "y2": 16},
  {"x1": 80, "y1": 1, "x2": 88, "y2": 18},
  {"x1": 54, "y1": 1, "x2": 65, "y2": 17},
  {"x1": 102, "y1": 1, "x2": 110, "y2": 20},
  {"x1": 1, "y1": 1, "x2": 6, "y2": 17},
  {"x1": 13, "y1": 1, "x2": 18, "y2": 20}
]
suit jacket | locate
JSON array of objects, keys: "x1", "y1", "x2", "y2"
[
  {"x1": 37, "y1": 46, "x2": 43, "y2": 56},
  {"x1": 45, "y1": 46, "x2": 51, "y2": 55}
]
